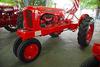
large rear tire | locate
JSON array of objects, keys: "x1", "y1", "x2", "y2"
[{"x1": 78, "y1": 14, "x2": 94, "y2": 48}]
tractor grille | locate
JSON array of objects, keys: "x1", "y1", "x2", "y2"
[{"x1": 25, "y1": 10, "x2": 33, "y2": 28}]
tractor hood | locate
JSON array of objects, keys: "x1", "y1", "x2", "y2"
[{"x1": 23, "y1": 6, "x2": 65, "y2": 15}]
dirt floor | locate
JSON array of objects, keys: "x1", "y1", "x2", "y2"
[{"x1": 0, "y1": 19, "x2": 100, "y2": 67}]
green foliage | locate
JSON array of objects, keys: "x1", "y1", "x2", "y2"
[
  {"x1": 30, "y1": 0, "x2": 46, "y2": 6},
  {"x1": 80, "y1": 0, "x2": 100, "y2": 9},
  {"x1": 0, "y1": 0, "x2": 12, "y2": 3},
  {"x1": 0, "y1": 0, "x2": 46, "y2": 6},
  {"x1": 0, "y1": 0, "x2": 16, "y2": 5}
]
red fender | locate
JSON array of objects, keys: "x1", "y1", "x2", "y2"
[
  {"x1": 78, "y1": 14, "x2": 89, "y2": 25},
  {"x1": 92, "y1": 43, "x2": 100, "y2": 61}
]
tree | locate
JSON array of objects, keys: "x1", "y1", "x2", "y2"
[
  {"x1": 30, "y1": 0, "x2": 46, "y2": 6},
  {"x1": 80, "y1": 0, "x2": 100, "y2": 18},
  {"x1": 80, "y1": 0, "x2": 98, "y2": 9},
  {"x1": 96, "y1": 0, "x2": 100, "y2": 18},
  {"x1": 0, "y1": 0, "x2": 46, "y2": 6},
  {"x1": 0, "y1": 0, "x2": 16, "y2": 5}
]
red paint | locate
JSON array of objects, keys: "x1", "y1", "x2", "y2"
[
  {"x1": 24, "y1": 44, "x2": 38, "y2": 60},
  {"x1": 86, "y1": 24, "x2": 94, "y2": 44},
  {"x1": 17, "y1": 0, "x2": 81, "y2": 40},
  {"x1": 92, "y1": 43, "x2": 100, "y2": 61},
  {"x1": 14, "y1": 0, "x2": 95, "y2": 63}
]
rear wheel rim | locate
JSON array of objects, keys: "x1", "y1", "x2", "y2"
[
  {"x1": 24, "y1": 44, "x2": 38, "y2": 60},
  {"x1": 86, "y1": 24, "x2": 94, "y2": 43}
]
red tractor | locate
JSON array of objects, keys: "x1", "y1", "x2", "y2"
[
  {"x1": 13, "y1": 0, "x2": 95, "y2": 63},
  {"x1": 0, "y1": 4, "x2": 19, "y2": 32}
]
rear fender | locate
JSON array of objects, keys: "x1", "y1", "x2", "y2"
[{"x1": 78, "y1": 14, "x2": 90, "y2": 26}]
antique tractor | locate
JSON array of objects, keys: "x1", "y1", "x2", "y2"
[
  {"x1": 13, "y1": 0, "x2": 95, "y2": 63},
  {"x1": 0, "y1": 4, "x2": 19, "y2": 32}
]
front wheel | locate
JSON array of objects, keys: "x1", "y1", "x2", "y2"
[
  {"x1": 17, "y1": 38, "x2": 41, "y2": 63},
  {"x1": 78, "y1": 14, "x2": 94, "y2": 48},
  {"x1": 13, "y1": 37, "x2": 22, "y2": 57}
]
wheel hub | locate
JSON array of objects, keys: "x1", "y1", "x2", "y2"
[{"x1": 24, "y1": 44, "x2": 38, "y2": 60}]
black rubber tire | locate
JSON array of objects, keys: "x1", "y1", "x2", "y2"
[
  {"x1": 17, "y1": 38, "x2": 41, "y2": 63},
  {"x1": 13, "y1": 37, "x2": 22, "y2": 57},
  {"x1": 78, "y1": 14, "x2": 94, "y2": 48},
  {"x1": 16, "y1": 11, "x2": 23, "y2": 29},
  {"x1": 81, "y1": 57, "x2": 100, "y2": 67},
  {"x1": 4, "y1": 25, "x2": 17, "y2": 32}
]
